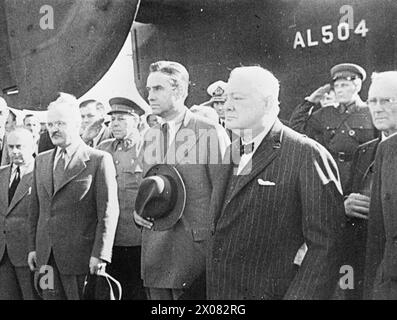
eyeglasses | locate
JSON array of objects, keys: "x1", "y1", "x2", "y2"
[
  {"x1": 46, "y1": 121, "x2": 67, "y2": 129},
  {"x1": 367, "y1": 98, "x2": 397, "y2": 107}
]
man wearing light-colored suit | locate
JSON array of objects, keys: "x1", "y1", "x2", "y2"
[
  {"x1": 134, "y1": 61, "x2": 230, "y2": 300},
  {"x1": 27, "y1": 93, "x2": 119, "y2": 300},
  {"x1": 207, "y1": 66, "x2": 346, "y2": 300},
  {"x1": 0, "y1": 128, "x2": 38, "y2": 300}
]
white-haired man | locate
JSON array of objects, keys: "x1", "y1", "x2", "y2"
[
  {"x1": 27, "y1": 93, "x2": 119, "y2": 300},
  {"x1": 364, "y1": 71, "x2": 397, "y2": 300},
  {"x1": 207, "y1": 66, "x2": 345, "y2": 300}
]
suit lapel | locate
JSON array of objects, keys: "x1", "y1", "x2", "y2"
[
  {"x1": 42, "y1": 149, "x2": 57, "y2": 197},
  {"x1": 226, "y1": 120, "x2": 283, "y2": 204},
  {"x1": 0, "y1": 166, "x2": 11, "y2": 215},
  {"x1": 212, "y1": 154, "x2": 234, "y2": 227},
  {"x1": 53, "y1": 144, "x2": 89, "y2": 195},
  {"x1": 165, "y1": 110, "x2": 200, "y2": 165},
  {"x1": 7, "y1": 172, "x2": 33, "y2": 214}
]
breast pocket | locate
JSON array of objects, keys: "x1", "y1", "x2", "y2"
[
  {"x1": 69, "y1": 177, "x2": 92, "y2": 199},
  {"x1": 123, "y1": 167, "x2": 143, "y2": 190}
]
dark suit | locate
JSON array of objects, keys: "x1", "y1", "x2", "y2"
[
  {"x1": 207, "y1": 119, "x2": 345, "y2": 300},
  {"x1": 140, "y1": 109, "x2": 229, "y2": 299},
  {"x1": 0, "y1": 163, "x2": 38, "y2": 299},
  {"x1": 364, "y1": 135, "x2": 397, "y2": 299},
  {"x1": 342, "y1": 138, "x2": 380, "y2": 300},
  {"x1": 28, "y1": 142, "x2": 119, "y2": 299}
]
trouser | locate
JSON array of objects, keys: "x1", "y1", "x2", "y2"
[
  {"x1": 0, "y1": 249, "x2": 38, "y2": 300},
  {"x1": 146, "y1": 287, "x2": 185, "y2": 300},
  {"x1": 39, "y1": 251, "x2": 85, "y2": 300},
  {"x1": 107, "y1": 246, "x2": 146, "y2": 300}
]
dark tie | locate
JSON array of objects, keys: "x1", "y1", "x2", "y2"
[
  {"x1": 161, "y1": 123, "x2": 169, "y2": 160},
  {"x1": 9, "y1": 166, "x2": 20, "y2": 204},
  {"x1": 53, "y1": 149, "x2": 66, "y2": 192},
  {"x1": 240, "y1": 140, "x2": 255, "y2": 156}
]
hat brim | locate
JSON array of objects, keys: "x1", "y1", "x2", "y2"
[
  {"x1": 143, "y1": 164, "x2": 186, "y2": 231},
  {"x1": 201, "y1": 99, "x2": 213, "y2": 106}
]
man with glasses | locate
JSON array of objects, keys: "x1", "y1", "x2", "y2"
[
  {"x1": 289, "y1": 63, "x2": 378, "y2": 191},
  {"x1": 343, "y1": 72, "x2": 397, "y2": 299},
  {"x1": 363, "y1": 71, "x2": 397, "y2": 299},
  {"x1": 27, "y1": 93, "x2": 119, "y2": 300}
]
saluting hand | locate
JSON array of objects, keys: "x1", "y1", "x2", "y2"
[
  {"x1": 133, "y1": 210, "x2": 153, "y2": 229},
  {"x1": 307, "y1": 84, "x2": 332, "y2": 104},
  {"x1": 344, "y1": 193, "x2": 370, "y2": 220}
]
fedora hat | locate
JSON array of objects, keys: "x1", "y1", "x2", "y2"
[
  {"x1": 82, "y1": 269, "x2": 122, "y2": 300},
  {"x1": 135, "y1": 164, "x2": 186, "y2": 231}
]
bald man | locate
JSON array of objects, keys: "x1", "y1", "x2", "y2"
[{"x1": 0, "y1": 128, "x2": 38, "y2": 299}]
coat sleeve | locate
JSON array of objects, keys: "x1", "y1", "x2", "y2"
[
  {"x1": 289, "y1": 100, "x2": 321, "y2": 134},
  {"x1": 28, "y1": 158, "x2": 40, "y2": 253},
  {"x1": 284, "y1": 141, "x2": 345, "y2": 299},
  {"x1": 91, "y1": 152, "x2": 119, "y2": 263},
  {"x1": 363, "y1": 143, "x2": 386, "y2": 300}
]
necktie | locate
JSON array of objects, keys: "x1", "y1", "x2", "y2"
[
  {"x1": 161, "y1": 123, "x2": 169, "y2": 160},
  {"x1": 9, "y1": 166, "x2": 20, "y2": 204},
  {"x1": 240, "y1": 140, "x2": 255, "y2": 156},
  {"x1": 53, "y1": 149, "x2": 66, "y2": 192}
]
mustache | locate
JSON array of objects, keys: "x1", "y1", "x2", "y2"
[{"x1": 51, "y1": 132, "x2": 61, "y2": 137}]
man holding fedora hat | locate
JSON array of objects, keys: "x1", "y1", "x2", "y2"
[
  {"x1": 98, "y1": 97, "x2": 146, "y2": 300},
  {"x1": 134, "y1": 60, "x2": 230, "y2": 300},
  {"x1": 289, "y1": 63, "x2": 377, "y2": 191}
]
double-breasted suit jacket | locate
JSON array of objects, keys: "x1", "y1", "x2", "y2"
[
  {"x1": 28, "y1": 142, "x2": 119, "y2": 275},
  {"x1": 207, "y1": 119, "x2": 346, "y2": 300},
  {"x1": 0, "y1": 163, "x2": 34, "y2": 267},
  {"x1": 140, "y1": 109, "x2": 230, "y2": 289}
]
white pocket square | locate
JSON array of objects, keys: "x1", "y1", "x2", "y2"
[{"x1": 257, "y1": 179, "x2": 276, "y2": 186}]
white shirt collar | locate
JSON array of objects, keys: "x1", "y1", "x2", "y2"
[
  {"x1": 382, "y1": 131, "x2": 397, "y2": 141},
  {"x1": 9, "y1": 160, "x2": 33, "y2": 184},
  {"x1": 92, "y1": 125, "x2": 106, "y2": 147},
  {"x1": 236, "y1": 117, "x2": 278, "y2": 175}
]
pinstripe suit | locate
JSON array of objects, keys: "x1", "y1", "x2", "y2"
[{"x1": 207, "y1": 119, "x2": 346, "y2": 300}]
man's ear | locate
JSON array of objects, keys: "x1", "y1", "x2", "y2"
[{"x1": 354, "y1": 79, "x2": 362, "y2": 93}]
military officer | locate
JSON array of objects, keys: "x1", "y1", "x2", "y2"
[
  {"x1": 98, "y1": 97, "x2": 146, "y2": 300},
  {"x1": 203, "y1": 80, "x2": 227, "y2": 127},
  {"x1": 289, "y1": 63, "x2": 378, "y2": 191}
]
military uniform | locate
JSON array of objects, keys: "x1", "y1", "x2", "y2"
[
  {"x1": 98, "y1": 97, "x2": 146, "y2": 300},
  {"x1": 289, "y1": 63, "x2": 378, "y2": 192}
]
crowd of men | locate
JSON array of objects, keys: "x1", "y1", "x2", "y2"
[{"x1": 0, "y1": 59, "x2": 397, "y2": 300}]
